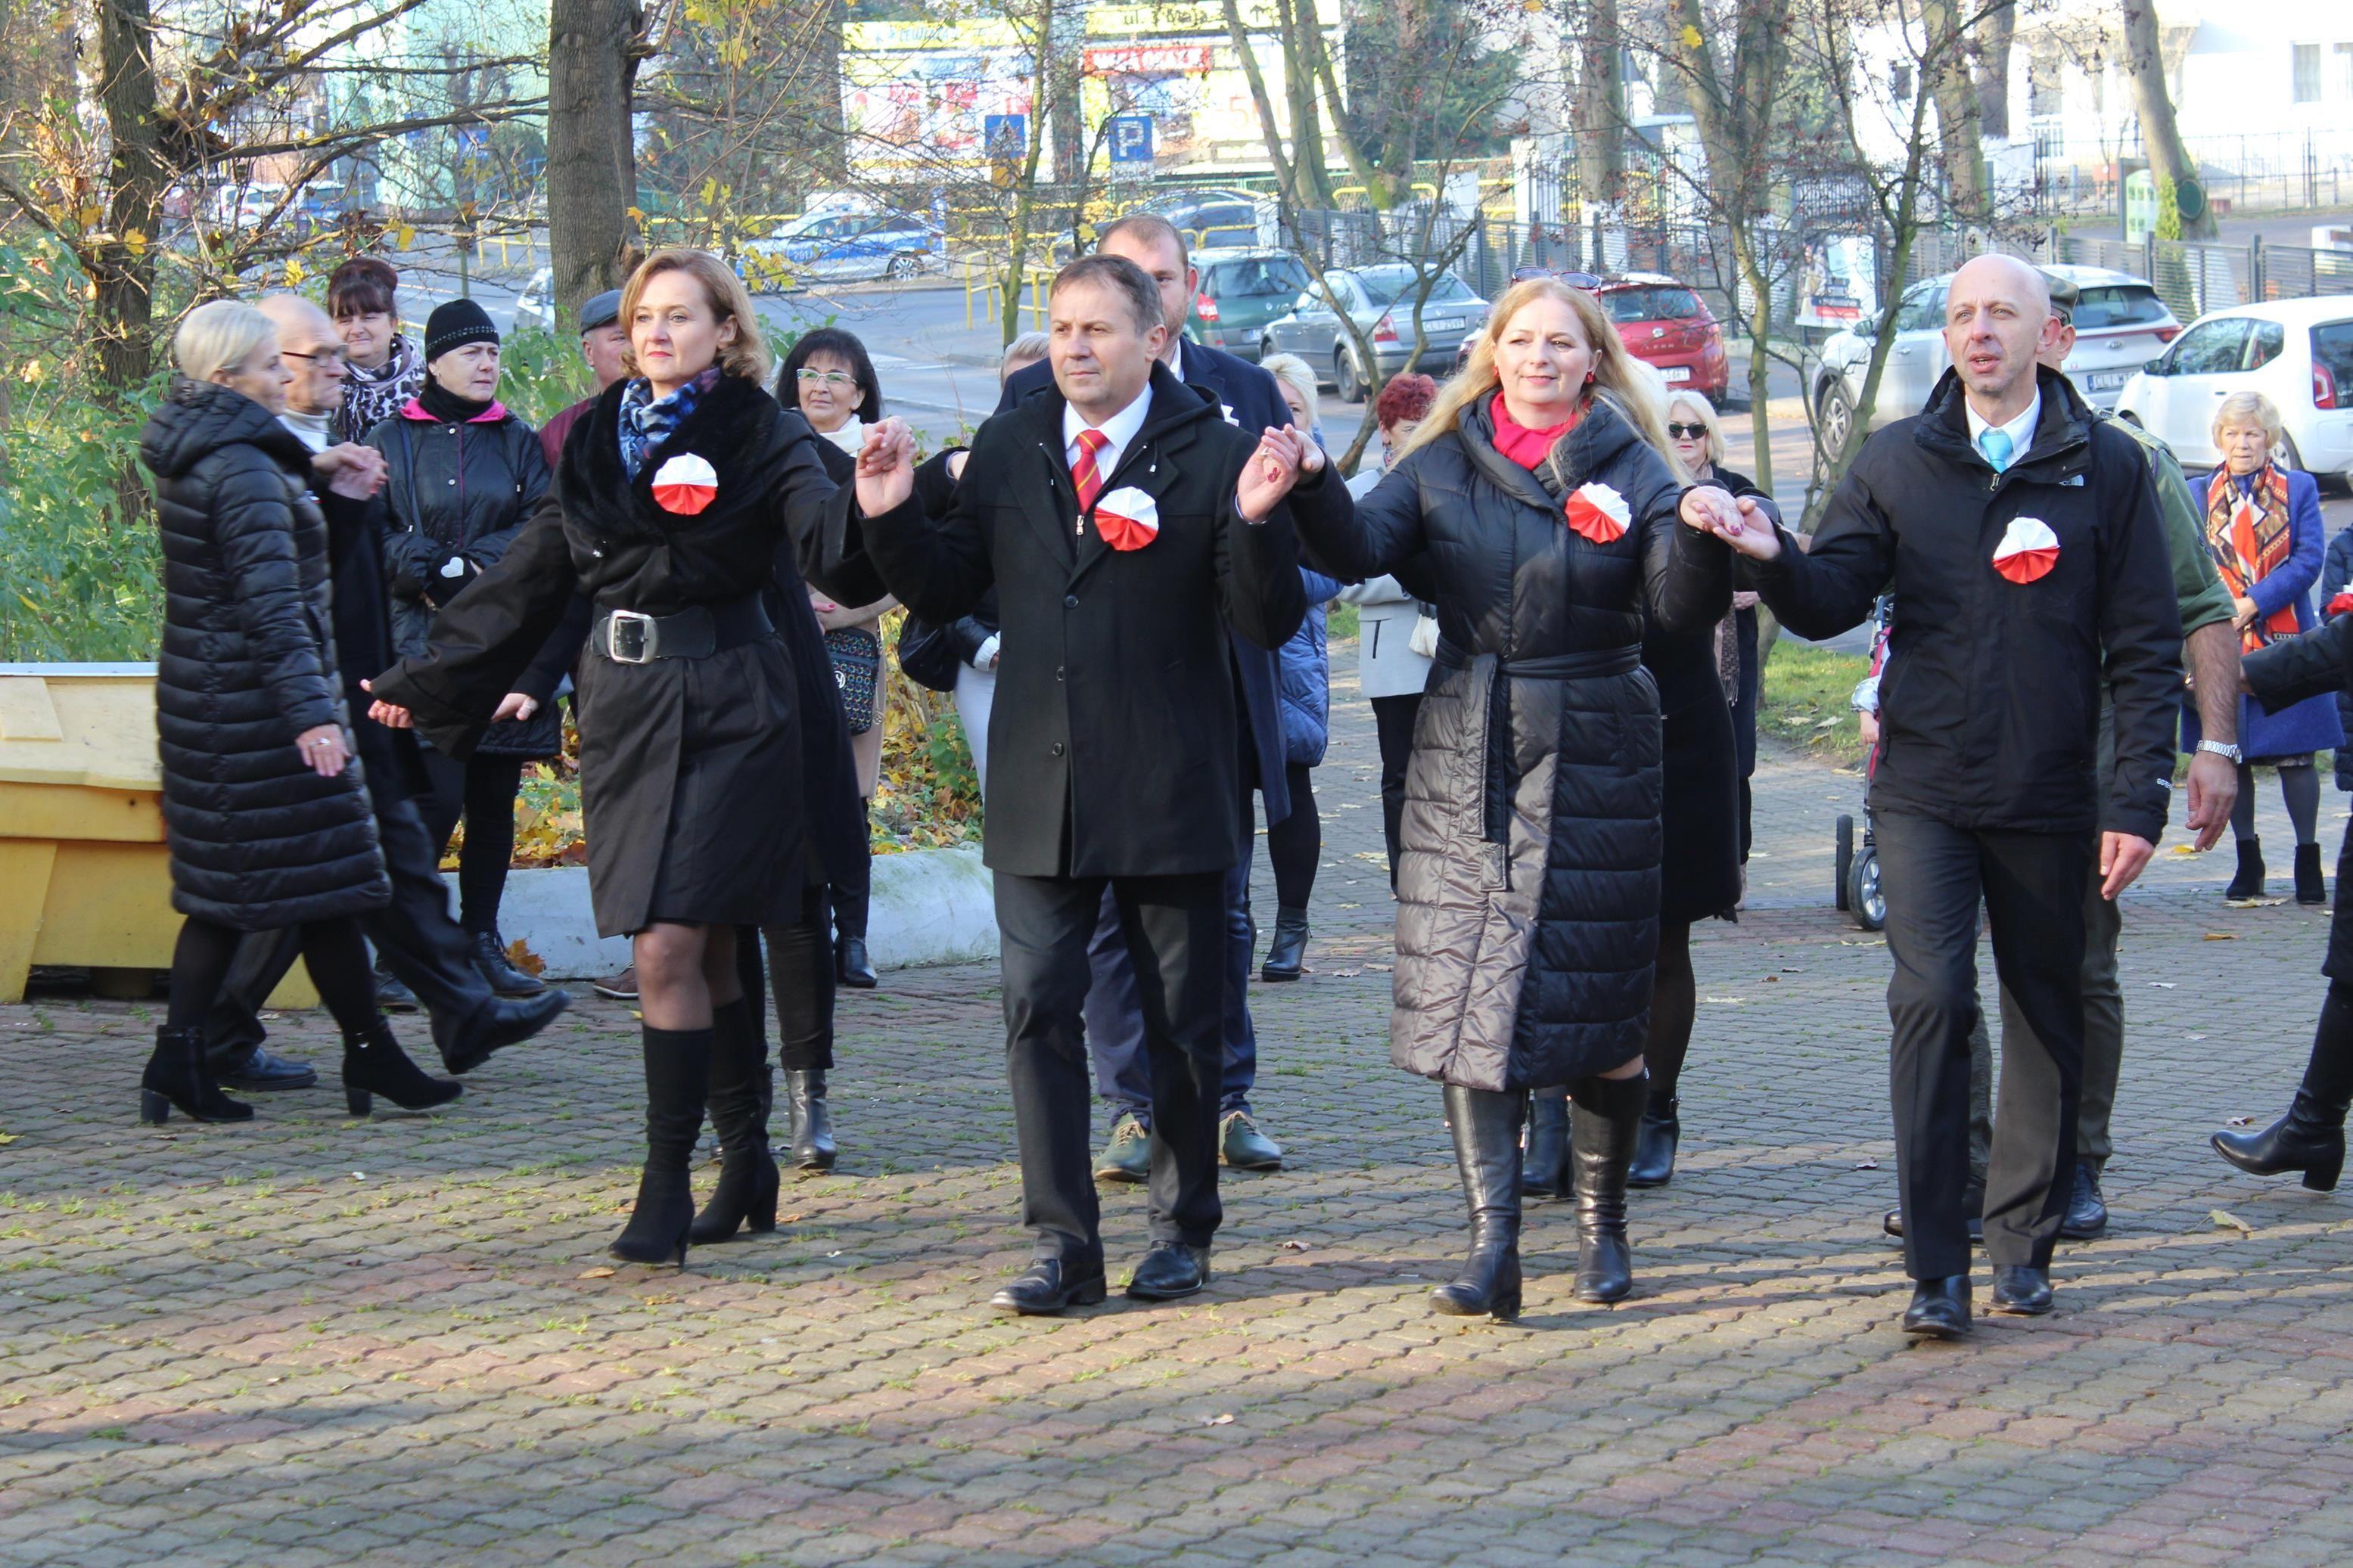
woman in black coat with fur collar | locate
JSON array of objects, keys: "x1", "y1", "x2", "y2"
[{"x1": 367, "y1": 251, "x2": 922, "y2": 1265}]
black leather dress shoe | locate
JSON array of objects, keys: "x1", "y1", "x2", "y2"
[
  {"x1": 1901, "y1": 1275, "x2": 1972, "y2": 1338},
  {"x1": 213, "y1": 1045, "x2": 319, "y2": 1092},
  {"x1": 836, "y1": 936, "x2": 878, "y2": 989},
  {"x1": 989, "y1": 1258, "x2": 1107, "y2": 1315},
  {"x1": 2058, "y1": 1165, "x2": 2109, "y2": 1241},
  {"x1": 374, "y1": 966, "x2": 420, "y2": 1013},
  {"x1": 442, "y1": 989, "x2": 570, "y2": 1075},
  {"x1": 1989, "y1": 1265, "x2": 2053, "y2": 1315},
  {"x1": 1882, "y1": 1188, "x2": 1984, "y2": 1244},
  {"x1": 1125, "y1": 1241, "x2": 1211, "y2": 1301},
  {"x1": 471, "y1": 931, "x2": 547, "y2": 997}
]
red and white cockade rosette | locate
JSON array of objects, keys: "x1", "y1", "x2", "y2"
[
  {"x1": 1563, "y1": 481, "x2": 1632, "y2": 545},
  {"x1": 1093, "y1": 485, "x2": 1161, "y2": 551},
  {"x1": 1990, "y1": 516, "x2": 2060, "y2": 584},
  {"x1": 651, "y1": 453, "x2": 720, "y2": 515}
]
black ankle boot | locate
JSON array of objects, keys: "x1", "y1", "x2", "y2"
[
  {"x1": 1431, "y1": 1084, "x2": 1523, "y2": 1320},
  {"x1": 1569, "y1": 1070, "x2": 1648, "y2": 1303},
  {"x1": 2227, "y1": 837, "x2": 2266, "y2": 899},
  {"x1": 1522, "y1": 1090, "x2": 1571, "y2": 1198},
  {"x1": 140, "y1": 1026, "x2": 253, "y2": 1124},
  {"x1": 785, "y1": 1068, "x2": 836, "y2": 1170},
  {"x1": 341, "y1": 1018, "x2": 462, "y2": 1115},
  {"x1": 1627, "y1": 1094, "x2": 1680, "y2": 1189},
  {"x1": 2296, "y1": 843, "x2": 2327, "y2": 905},
  {"x1": 1260, "y1": 907, "x2": 1310, "y2": 982},
  {"x1": 691, "y1": 1000, "x2": 780, "y2": 1243},
  {"x1": 2214, "y1": 1091, "x2": 2348, "y2": 1191},
  {"x1": 613, "y1": 1025, "x2": 713, "y2": 1265}
]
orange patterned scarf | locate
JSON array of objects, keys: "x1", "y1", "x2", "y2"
[{"x1": 2205, "y1": 462, "x2": 2298, "y2": 651}]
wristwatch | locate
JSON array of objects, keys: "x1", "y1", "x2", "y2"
[{"x1": 2196, "y1": 739, "x2": 2243, "y2": 764}]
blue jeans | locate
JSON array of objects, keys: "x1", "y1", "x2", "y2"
[{"x1": 1085, "y1": 857, "x2": 1257, "y2": 1126}]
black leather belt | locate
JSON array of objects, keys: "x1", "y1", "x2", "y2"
[
  {"x1": 1433, "y1": 642, "x2": 1642, "y2": 678},
  {"x1": 590, "y1": 595, "x2": 772, "y2": 663}
]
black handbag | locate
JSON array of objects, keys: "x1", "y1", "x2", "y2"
[
  {"x1": 895, "y1": 616, "x2": 962, "y2": 694},
  {"x1": 825, "y1": 626, "x2": 882, "y2": 734}
]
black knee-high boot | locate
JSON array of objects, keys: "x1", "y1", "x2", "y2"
[
  {"x1": 690, "y1": 998, "x2": 779, "y2": 1242},
  {"x1": 1522, "y1": 1087, "x2": 1571, "y2": 1198},
  {"x1": 1431, "y1": 1084, "x2": 1523, "y2": 1321},
  {"x1": 611, "y1": 1025, "x2": 712, "y2": 1265},
  {"x1": 2215, "y1": 984, "x2": 2353, "y2": 1191},
  {"x1": 1569, "y1": 1070, "x2": 1648, "y2": 1303}
]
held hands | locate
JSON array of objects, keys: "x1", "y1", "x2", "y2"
[
  {"x1": 492, "y1": 692, "x2": 539, "y2": 723},
  {"x1": 1237, "y1": 426, "x2": 1313, "y2": 521},
  {"x1": 360, "y1": 678, "x2": 413, "y2": 731},
  {"x1": 1680, "y1": 485, "x2": 1778, "y2": 560},
  {"x1": 853, "y1": 417, "x2": 917, "y2": 517},
  {"x1": 2099, "y1": 831, "x2": 2157, "y2": 901},
  {"x1": 314, "y1": 443, "x2": 387, "y2": 500},
  {"x1": 293, "y1": 722, "x2": 350, "y2": 777}
]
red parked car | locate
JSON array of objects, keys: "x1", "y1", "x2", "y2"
[{"x1": 1457, "y1": 272, "x2": 1730, "y2": 402}]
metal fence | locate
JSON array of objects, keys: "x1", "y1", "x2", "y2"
[{"x1": 2026, "y1": 128, "x2": 2353, "y2": 221}]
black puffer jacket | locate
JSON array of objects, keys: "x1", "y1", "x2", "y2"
[
  {"x1": 141, "y1": 379, "x2": 389, "y2": 929},
  {"x1": 370, "y1": 399, "x2": 559, "y2": 758},
  {"x1": 1291, "y1": 393, "x2": 1730, "y2": 1088}
]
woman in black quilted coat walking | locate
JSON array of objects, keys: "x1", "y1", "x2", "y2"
[
  {"x1": 1285, "y1": 278, "x2": 1740, "y2": 1318},
  {"x1": 138, "y1": 300, "x2": 459, "y2": 1125}
]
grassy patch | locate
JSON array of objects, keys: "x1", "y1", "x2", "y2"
[{"x1": 1761, "y1": 642, "x2": 1871, "y2": 771}]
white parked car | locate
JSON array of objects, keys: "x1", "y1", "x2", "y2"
[
  {"x1": 2115, "y1": 297, "x2": 2353, "y2": 481},
  {"x1": 513, "y1": 268, "x2": 556, "y2": 334},
  {"x1": 1807, "y1": 264, "x2": 2181, "y2": 450}
]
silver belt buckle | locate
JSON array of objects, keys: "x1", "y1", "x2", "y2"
[{"x1": 606, "y1": 609, "x2": 656, "y2": 663}]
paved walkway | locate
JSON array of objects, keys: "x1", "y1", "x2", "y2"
[{"x1": 5, "y1": 657, "x2": 2352, "y2": 1566}]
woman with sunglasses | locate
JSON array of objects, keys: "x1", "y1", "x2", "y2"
[{"x1": 779, "y1": 331, "x2": 897, "y2": 995}]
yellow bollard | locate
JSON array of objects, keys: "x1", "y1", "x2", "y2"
[{"x1": 0, "y1": 666, "x2": 317, "y2": 1008}]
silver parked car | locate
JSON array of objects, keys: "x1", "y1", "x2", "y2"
[
  {"x1": 1807, "y1": 263, "x2": 2181, "y2": 451},
  {"x1": 1257, "y1": 264, "x2": 1490, "y2": 402}
]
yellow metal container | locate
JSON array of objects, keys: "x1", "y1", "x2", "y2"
[{"x1": 0, "y1": 664, "x2": 317, "y2": 1008}]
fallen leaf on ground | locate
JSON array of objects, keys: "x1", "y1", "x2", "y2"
[
  {"x1": 0, "y1": 1133, "x2": 17, "y2": 1146},
  {"x1": 2203, "y1": 932, "x2": 2238, "y2": 941},
  {"x1": 579, "y1": 1266, "x2": 617, "y2": 1279},
  {"x1": 1852, "y1": 1159, "x2": 1879, "y2": 1170},
  {"x1": 1204, "y1": 1413, "x2": 1235, "y2": 1427},
  {"x1": 1280, "y1": 1240, "x2": 1311, "y2": 1251},
  {"x1": 2211, "y1": 1209, "x2": 2255, "y2": 1234}
]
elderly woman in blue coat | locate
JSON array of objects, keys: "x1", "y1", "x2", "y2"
[
  {"x1": 1260, "y1": 352, "x2": 1345, "y2": 979},
  {"x1": 2185, "y1": 390, "x2": 2343, "y2": 903}
]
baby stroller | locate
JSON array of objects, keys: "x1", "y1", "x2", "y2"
[{"x1": 1832, "y1": 596, "x2": 1893, "y2": 933}]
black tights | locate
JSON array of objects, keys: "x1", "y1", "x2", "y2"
[
  {"x1": 2232, "y1": 759, "x2": 2321, "y2": 847},
  {"x1": 736, "y1": 885, "x2": 838, "y2": 1071},
  {"x1": 420, "y1": 750, "x2": 526, "y2": 933},
  {"x1": 1642, "y1": 922, "x2": 1697, "y2": 1104},
  {"x1": 166, "y1": 914, "x2": 378, "y2": 1036},
  {"x1": 1265, "y1": 761, "x2": 1320, "y2": 911}
]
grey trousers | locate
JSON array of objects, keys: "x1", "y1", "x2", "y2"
[{"x1": 1968, "y1": 863, "x2": 2125, "y2": 1183}]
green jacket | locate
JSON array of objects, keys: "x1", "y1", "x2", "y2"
[{"x1": 2108, "y1": 413, "x2": 2234, "y2": 638}]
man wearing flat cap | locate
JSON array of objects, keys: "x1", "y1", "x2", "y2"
[{"x1": 538, "y1": 288, "x2": 630, "y2": 470}]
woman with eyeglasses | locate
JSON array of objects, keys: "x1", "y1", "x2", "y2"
[{"x1": 779, "y1": 329, "x2": 899, "y2": 995}]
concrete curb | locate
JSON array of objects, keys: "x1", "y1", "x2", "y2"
[{"x1": 483, "y1": 844, "x2": 999, "y2": 979}]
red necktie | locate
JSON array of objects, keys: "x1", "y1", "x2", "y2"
[{"x1": 1071, "y1": 428, "x2": 1109, "y2": 525}]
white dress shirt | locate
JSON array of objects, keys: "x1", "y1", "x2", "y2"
[
  {"x1": 1964, "y1": 387, "x2": 2040, "y2": 467},
  {"x1": 1062, "y1": 382, "x2": 1153, "y2": 483}
]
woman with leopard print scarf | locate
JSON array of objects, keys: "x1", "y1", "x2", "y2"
[{"x1": 327, "y1": 256, "x2": 425, "y2": 442}]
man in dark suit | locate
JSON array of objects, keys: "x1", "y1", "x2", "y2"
[
  {"x1": 857, "y1": 254, "x2": 1310, "y2": 1312},
  {"x1": 999, "y1": 214, "x2": 1294, "y2": 1181}
]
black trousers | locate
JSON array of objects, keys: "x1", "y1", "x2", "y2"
[
  {"x1": 418, "y1": 749, "x2": 526, "y2": 935},
  {"x1": 1873, "y1": 810, "x2": 2093, "y2": 1279},
  {"x1": 1369, "y1": 694, "x2": 1422, "y2": 891},
  {"x1": 997, "y1": 868, "x2": 1229, "y2": 1265},
  {"x1": 205, "y1": 793, "x2": 496, "y2": 1062}
]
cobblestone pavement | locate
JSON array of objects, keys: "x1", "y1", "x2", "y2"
[{"x1": 5, "y1": 656, "x2": 2353, "y2": 1568}]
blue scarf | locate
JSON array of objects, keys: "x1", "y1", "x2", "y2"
[{"x1": 617, "y1": 367, "x2": 720, "y2": 480}]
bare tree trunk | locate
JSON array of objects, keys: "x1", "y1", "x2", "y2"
[
  {"x1": 999, "y1": 0, "x2": 1056, "y2": 349},
  {"x1": 547, "y1": 0, "x2": 642, "y2": 328},
  {"x1": 1976, "y1": 1, "x2": 2017, "y2": 141},
  {"x1": 1222, "y1": 0, "x2": 1307, "y2": 210},
  {"x1": 1574, "y1": 0, "x2": 1625, "y2": 211},
  {"x1": 2120, "y1": 0, "x2": 2218, "y2": 239},
  {"x1": 1920, "y1": 0, "x2": 1988, "y2": 221},
  {"x1": 95, "y1": 0, "x2": 164, "y2": 393}
]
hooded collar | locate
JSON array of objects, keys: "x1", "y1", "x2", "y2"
[
  {"x1": 1916, "y1": 363, "x2": 2093, "y2": 480},
  {"x1": 1457, "y1": 387, "x2": 1644, "y2": 511},
  {"x1": 140, "y1": 377, "x2": 315, "y2": 480}
]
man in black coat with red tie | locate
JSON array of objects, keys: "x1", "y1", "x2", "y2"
[{"x1": 835, "y1": 255, "x2": 1310, "y2": 1313}]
